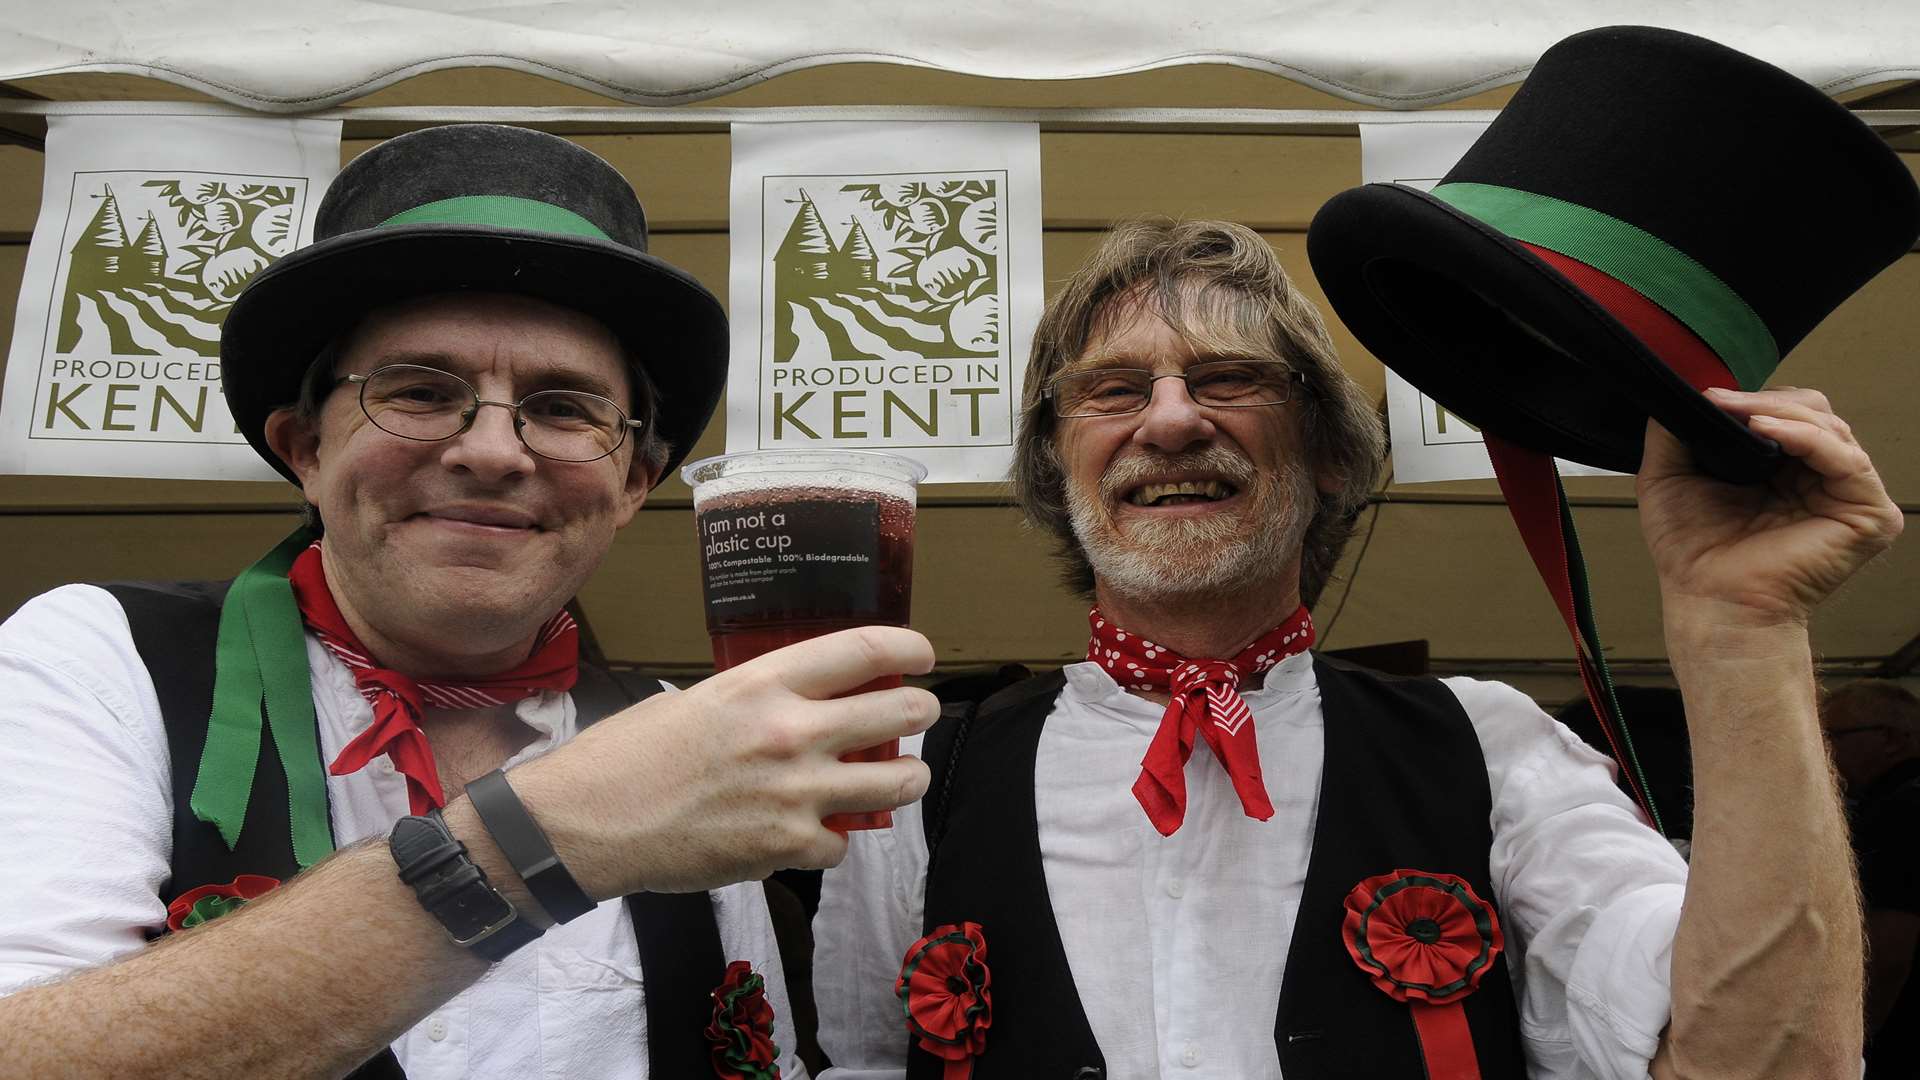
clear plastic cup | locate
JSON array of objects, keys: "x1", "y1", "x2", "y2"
[{"x1": 681, "y1": 449, "x2": 926, "y2": 830}]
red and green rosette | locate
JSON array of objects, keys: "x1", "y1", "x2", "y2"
[
  {"x1": 165, "y1": 874, "x2": 280, "y2": 931},
  {"x1": 705, "y1": 960, "x2": 782, "y2": 1080},
  {"x1": 896, "y1": 921, "x2": 992, "y2": 1080},
  {"x1": 1343, "y1": 869, "x2": 1504, "y2": 1080}
]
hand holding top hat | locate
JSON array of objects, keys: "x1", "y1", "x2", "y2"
[
  {"x1": 1638, "y1": 384, "x2": 1902, "y2": 631},
  {"x1": 1308, "y1": 25, "x2": 1919, "y2": 824}
]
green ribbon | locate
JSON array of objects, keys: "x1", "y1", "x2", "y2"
[
  {"x1": 378, "y1": 195, "x2": 612, "y2": 241},
  {"x1": 192, "y1": 527, "x2": 334, "y2": 869},
  {"x1": 1429, "y1": 182, "x2": 1778, "y2": 391}
]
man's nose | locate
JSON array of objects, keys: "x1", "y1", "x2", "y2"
[
  {"x1": 440, "y1": 400, "x2": 536, "y2": 481},
  {"x1": 1131, "y1": 374, "x2": 1216, "y2": 453}
]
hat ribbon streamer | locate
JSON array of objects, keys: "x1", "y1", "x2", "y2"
[{"x1": 194, "y1": 526, "x2": 335, "y2": 868}]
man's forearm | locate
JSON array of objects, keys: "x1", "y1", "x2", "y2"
[
  {"x1": 1657, "y1": 604, "x2": 1862, "y2": 1078},
  {"x1": 0, "y1": 802, "x2": 524, "y2": 1079}
]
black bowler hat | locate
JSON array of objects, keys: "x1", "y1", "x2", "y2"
[
  {"x1": 222, "y1": 124, "x2": 727, "y2": 484},
  {"x1": 1307, "y1": 26, "x2": 1920, "y2": 482}
]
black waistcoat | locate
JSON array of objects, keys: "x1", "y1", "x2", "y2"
[
  {"x1": 102, "y1": 580, "x2": 728, "y2": 1080},
  {"x1": 912, "y1": 658, "x2": 1528, "y2": 1080}
]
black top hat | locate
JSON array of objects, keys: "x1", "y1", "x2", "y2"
[
  {"x1": 1307, "y1": 26, "x2": 1920, "y2": 482},
  {"x1": 222, "y1": 123, "x2": 727, "y2": 484}
]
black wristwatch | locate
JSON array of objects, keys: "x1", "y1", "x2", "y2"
[{"x1": 389, "y1": 810, "x2": 542, "y2": 962}]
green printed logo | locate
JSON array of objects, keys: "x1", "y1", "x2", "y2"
[
  {"x1": 56, "y1": 173, "x2": 305, "y2": 358},
  {"x1": 772, "y1": 177, "x2": 1001, "y2": 364}
]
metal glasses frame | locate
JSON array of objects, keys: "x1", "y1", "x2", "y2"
[
  {"x1": 341, "y1": 363, "x2": 645, "y2": 463},
  {"x1": 1042, "y1": 362, "x2": 1307, "y2": 419}
]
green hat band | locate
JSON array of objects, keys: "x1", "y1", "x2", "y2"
[
  {"x1": 378, "y1": 195, "x2": 613, "y2": 242},
  {"x1": 1430, "y1": 182, "x2": 1778, "y2": 391}
]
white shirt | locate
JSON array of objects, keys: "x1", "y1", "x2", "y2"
[
  {"x1": 0, "y1": 583, "x2": 807, "y2": 1080},
  {"x1": 814, "y1": 652, "x2": 1687, "y2": 1080}
]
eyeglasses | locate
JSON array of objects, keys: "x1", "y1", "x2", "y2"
[
  {"x1": 342, "y1": 364, "x2": 644, "y2": 463},
  {"x1": 1044, "y1": 361, "x2": 1306, "y2": 419}
]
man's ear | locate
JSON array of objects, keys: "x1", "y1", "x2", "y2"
[
  {"x1": 614, "y1": 451, "x2": 662, "y2": 528},
  {"x1": 264, "y1": 407, "x2": 322, "y2": 495}
]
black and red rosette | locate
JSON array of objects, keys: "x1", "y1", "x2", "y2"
[
  {"x1": 705, "y1": 959, "x2": 782, "y2": 1080},
  {"x1": 165, "y1": 874, "x2": 280, "y2": 932},
  {"x1": 896, "y1": 921, "x2": 992, "y2": 1080},
  {"x1": 1344, "y1": 869, "x2": 1504, "y2": 1080}
]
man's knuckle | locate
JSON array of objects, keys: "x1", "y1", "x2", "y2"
[
  {"x1": 897, "y1": 761, "x2": 932, "y2": 804},
  {"x1": 758, "y1": 713, "x2": 809, "y2": 759}
]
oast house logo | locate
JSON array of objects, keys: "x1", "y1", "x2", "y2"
[
  {"x1": 36, "y1": 171, "x2": 309, "y2": 442},
  {"x1": 759, "y1": 172, "x2": 1012, "y2": 449}
]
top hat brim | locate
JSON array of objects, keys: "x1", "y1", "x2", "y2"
[
  {"x1": 222, "y1": 222, "x2": 728, "y2": 485},
  {"x1": 1308, "y1": 182, "x2": 1781, "y2": 483}
]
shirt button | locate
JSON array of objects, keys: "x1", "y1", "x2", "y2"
[
  {"x1": 1166, "y1": 878, "x2": 1185, "y2": 899},
  {"x1": 1182, "y1": 1042, "x2": 1201, "y2": 1067},
  {"x1": 376, "y1": 757, "x2": 396, "y2": 776},
  {"x1": 427, "y1": 1017, "x2": 448, "y2": 1042}
]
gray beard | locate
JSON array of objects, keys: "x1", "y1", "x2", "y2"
[{"x1": 1065, "y1": 447, "x2": 1316, "y2": 602}]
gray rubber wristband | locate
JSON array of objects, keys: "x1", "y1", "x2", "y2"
[{"x1": 465, "y1": 769, "x2": 597, "y2": 925}]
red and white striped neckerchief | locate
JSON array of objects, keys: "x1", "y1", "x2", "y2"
[
  {"x1": 1088, "y1": 606, "x2": 1315, "y2": 836},
  {"x1": 287, "y1": 542, "x2": 580, "y2": 814}
]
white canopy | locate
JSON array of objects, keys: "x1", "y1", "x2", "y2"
[{"x1": 5, "y1": 2, "x2": 1918, "y2": 111}]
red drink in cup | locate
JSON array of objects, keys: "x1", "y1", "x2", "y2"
[{"x1": 681, "y1": 450, "x2": 926, "y2": 830}]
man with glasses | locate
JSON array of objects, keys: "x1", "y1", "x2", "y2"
[
  {"x1": 1822, "y1": 681, "x2": 1920, "y2": 1078},
  {"x1": 814, "y1": 219, "x2": 1897, "y2": 1078},
  {"x1": 0, "y1": 124, "x2": 938, "y2": 1077}
]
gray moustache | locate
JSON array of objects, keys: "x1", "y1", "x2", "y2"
[{"x1": 1098, "y1": 448, "x2": 1258, "y2": 501}]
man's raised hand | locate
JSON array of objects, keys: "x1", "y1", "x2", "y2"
[{"x1": 1637, "y1": 386, "x2": 1903, "y2": 629}]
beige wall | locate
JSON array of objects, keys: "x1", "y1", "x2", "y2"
[{"x1": 2, "y1": 65, "x2": 1916, "y2": 704}]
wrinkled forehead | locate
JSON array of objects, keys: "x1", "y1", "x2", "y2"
[
  {"x1": 1074, "y1": 281, "x2": 1283, "y2": 371},
  {"x1": 337, "y1": 292, "x2": 633, "y2": 397}
]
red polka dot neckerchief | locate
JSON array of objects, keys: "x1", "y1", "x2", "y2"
[{"x1": 1087, "y1": 606, "x2": 1315, "y2": 836}]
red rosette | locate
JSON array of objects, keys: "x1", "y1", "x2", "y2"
[
  {"x1": 165, "y1": 874, "x2": 280, "y2": 931},
  {"x1": 895, "y1": 922, "x2": 992, "y2": 1080},
  {"x1": 704, "y1": 960, "x2": 782, "y2": 1080},
  {"x1": 1343, "y1": 869, "x2": 1504, "y2": 1080},
  {"x1": 1343, "y1": 868, "x2": 1503, "y2": 1004}
]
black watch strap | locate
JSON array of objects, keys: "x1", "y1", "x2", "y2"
[
  {"x1": 466, "y1": 768, "x2": 597, "y2": 924},
  {"x1": 389, "y1": 810, "x2": 542, "y2": 962}
]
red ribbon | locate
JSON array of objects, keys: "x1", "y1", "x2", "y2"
[
  {"x1": 287, "y1": 542, "x2": 580, "y2": 814},
  {"x1": 1089, "y1": 607, "x2": 1314, "y2": 836},
  {"x1": 1343, "y1": 869, "x2": 1504, "y2": 1080},
  {"x1": 1473, "y1": 242, "x2": 1745, "y2": 830}
]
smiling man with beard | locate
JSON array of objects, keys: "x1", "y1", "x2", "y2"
[{"x1": 812, "y1": 219, "x2": 1896, "y2": 1079}]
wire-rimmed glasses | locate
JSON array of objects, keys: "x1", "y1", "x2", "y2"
[
  {"x1": 1044, "y1": 361, "x2": 1306, "y2": 419},
  {"x1": 342, "y1": 364, "x2": 644, "y2": 463}
]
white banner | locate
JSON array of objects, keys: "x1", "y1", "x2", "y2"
[
  {"x1": 0, "y1": 114, "x2": 341, "y2": 480},
  {"x1": 727, "y1": 121, "x2": 1043, "y2": 483},
  {"x1": 1359, "y1": 121, "x2": 1624, "y2": 484}
]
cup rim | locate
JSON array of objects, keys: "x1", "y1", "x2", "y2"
[{"x1": 679, "y1": 448, "x2": 930, "y2": 488}]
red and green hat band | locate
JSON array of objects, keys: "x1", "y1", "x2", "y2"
[
  {"x1": 1518, "y1": 242, "x2": 1740, "y2": 397},
  {"x1": 378, "y1": 194, "x2": 614, "y2": 241},
  {"x1": 1429, "y1": 182, "x2": 1776, "y2": 392}
]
